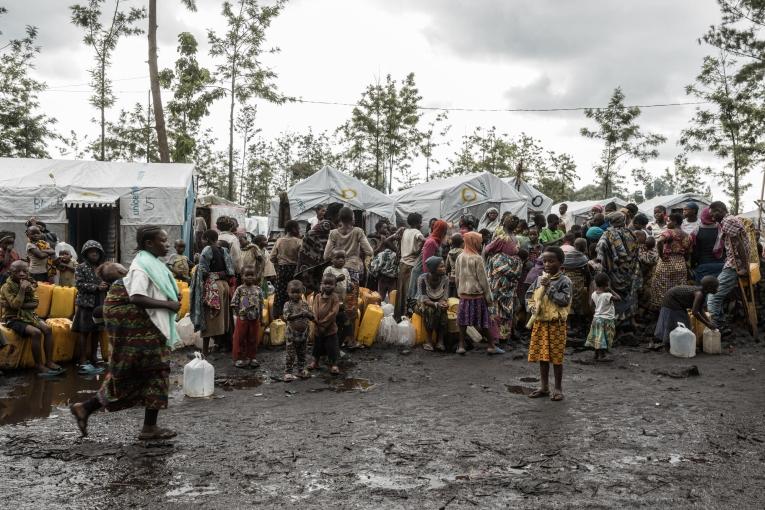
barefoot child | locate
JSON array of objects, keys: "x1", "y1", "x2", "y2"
[
  {"x1": 283, "y1": 280, "x2": 314, "y2": 381},
  {"x1": 167, "y1": 239, "x2": 192, "y2": 283},
  {"x1": 445, "y1": 233, "x2": 463, "y2": 298},
  {"x1": 230, "y1": 266, "x2": 263, "y2": 368},
  {"x1": 586, "y1": 273, "x2": 620, "y2": 362},
  {"x1": 309, "y1": 273, "x2": 341, "y2": 375},
  {"x1": 0, "y1": 260, "x2": 63, "y2": 376},
  {"x1": 323, "y1": 249, "x2": 352, "y2": 347},
  {"x1": 55, "y1": 248, "x2": 76, "y2": 287},
  {"x1": 416, "y1": 256, "x2": 449, "y2": 352},
  {"x1": 526, "y1": 247, "x2": 572, "y2": 401},
  {"x1": 73, "y1": 240, "x2": 107, "y2": 375}
]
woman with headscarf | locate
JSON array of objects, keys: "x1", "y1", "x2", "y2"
[
  {"x1": 596, "y1": 212, "x2": 639, "y2": 325},
  {"x1": 649, "y1": 212, "x2": 691, "y2": 310},
  {"x1": 690, "y1": 207, "x2": 724, "y2": 282},
  {"x1": 455, "y1": 232, "x2": 503, "y2": 355},
  {"x1": 416, "y1": 256, "x2": 449, "y2": 352},
  {"x1": 483, "y1": 216, "x2": 523, "y2": 345},
  {"x1": 408, "y1": 219, "x2": 448, "y2": 306},
  {"x1": 478, "y1": 207, "x2": 500, "y2": 235}
]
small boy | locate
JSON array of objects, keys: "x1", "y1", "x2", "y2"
[
  {"x1": 55, "y1": 249, "x2": 76, "y2": 287},
  {"x1": 539, "y1": 214, "x2": 565, "y2": 246},
  {"x1": 323, "y1": 249, "x2": 352, "y2": 345},
  {"x1": 283, "y1": 280, "x2": 314, "y2": 381},
  {"x1": 256, "y1": 235, "x2": 277, "y2": 286},
  {"x1": 525, "y1": 247, "x2": 572, "y2": 402},
  {"x1": 167, "y1": 239, "x2": 192, "y2": 283},
  {"x1": 0, "y1": 260, "x2": 62, "y2": 375},
  {"x1": 445, "y1": 233, "x2": 464, "y2": 298},
  {"x1": 230, "y1": 266, "x2": 263, "y2": 368},
  {"x1": 26, "y1": 226, "x2": 55, "y2": 283},
  {"x1": 309, "y1": 273, "x2": 341, "y2": 375}
]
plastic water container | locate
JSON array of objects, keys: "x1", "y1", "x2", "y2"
[
  {"x1": 358, "y1": 304, "x2": 383, "y2": 347},
  {"x1": 703, "y1": 327, "x2": 721, "y2": 354},
  {"x1": 411, "y1": 313, "x2": 430, "y2": 345},
  {"x1": 49, "y1": 286, "x2": 77, "y2": 319},
  {"x1": 669, "y1": 323, "x2": 696, "y2": 358},
  {"x1": 46, "y1": 318, "x2": 77, "y2": 363},
  {"x1": 35, "y1": 283, "x2": 54, "y2": 318},
  {"x1": 447, "y1": 297, "x2": 460, "y2": 314},
  {"x1": 183, "y1": 352, "x2": 215, "y2": 397},
  {"x1": 269, "y1": 319, "x2": 286, "y2": 346},
  {"x1": 397, "y1": 317, "x2": 415, "y2": 347},
  {"x1": 377, "y1": 315, "x2": 398, "y2": 344},
  {"x1": 381, "y1": 302, "x2": 394, "y2": 317}
]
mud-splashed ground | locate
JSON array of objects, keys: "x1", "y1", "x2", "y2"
[{"x1": 1, "y1": 339, "x2": 764, "y2": 509}]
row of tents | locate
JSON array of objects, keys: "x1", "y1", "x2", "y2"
[{"x1": 0, "y1": 158, "x2": 746, "y2": 266}]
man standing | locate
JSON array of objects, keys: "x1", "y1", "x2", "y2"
[
  {"x1": 217, "y1": 216, "x2": 243, "y2": 275},
  {"x1": 559, "y1": 203, "x2": 573, "y2": 232},
  {"x1": 647, "y1": 205, "x2": 668, "y2": 240},
  {"x1": 307, "y1": 205, "x2": 327, "y2": 232},
  {"x1": 681, "y1": 202, "x2": 701, "y2": 235},
  {"x1": 706, "y1": 201, "x2": 750, "y2": 335}
]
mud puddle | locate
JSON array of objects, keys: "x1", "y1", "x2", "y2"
[
  {"x1": 309, "y1": 377, "x2": 375, "y2": 393},
  {"x1": 506, "y1": 384, "x2": 535, "y2": 396},
  {"x1": 214, "y1": 375, "x2": 263, "y2": 391},
  {"x1": 0, "y1": 369, "x2": 104, "y2": 425}
]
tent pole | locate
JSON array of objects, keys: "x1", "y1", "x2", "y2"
[{"x1": 758, "y1": 165, "x2": 765, "y2": 231}]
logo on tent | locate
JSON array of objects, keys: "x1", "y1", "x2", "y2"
[
  {"x1": 460, "y1": 187, "x2": 478, "y2": 204},
  {"x1": 340, "y1": 188, "x2": 358, "y2": 200}
]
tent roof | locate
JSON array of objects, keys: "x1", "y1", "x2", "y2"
[
  {"x1": 638, "y1": 193, "x2": 711, "y2": 214},
  {"x1": 269, "y1": 166, "x2": 396, "y2": 224},
  {"x1": 552, "y1": 197, "x2": 628, "y2": 216},
  {"x1": 196, "y1": 195, "x2": 245, "y2": 209},
  {"x1": 0, "y1": 158, "x2": 193, "y2": 189},
  {"x1": 503, "y1": 178, "x2": 553, "y2": 213}
]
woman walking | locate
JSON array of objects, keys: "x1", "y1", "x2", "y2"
[
  {"x1": 70, "y1": 227, "x2": 180, "y2": 440},
  {"x1": 650, "y1": 212, "x2": 692, "y2": 310},
  {"x1": 483, "y1": 216, "x2": 523, "y2": 344}
]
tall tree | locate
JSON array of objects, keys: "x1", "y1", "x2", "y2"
[
  {"x1": 0, "y1": 20, "x2": 58, "y2": 158},
  {"x1": 159, "y1": 31, "x2": 224, "y2": 163},
  {"x1": 539, "y1": 152, "x2": 578, "y2": 203},
  {"x1": 194, "y1": 128, "x2": 228, "y2": 196},
  {"x1": 70, "y1": 0, "x2": 145, "y2": 161},
  {"x1": 418, "y1": 112, "x2": 449, "y2": 181},
  {"x1": 235, "y1": 105, "x2": 259, "y2": 203},
  {"x1": 580, "y1": 87, "x2": 666, "y2": 197},
  {"x1": 704, "y1": 1, "x2": 765, "y2": 84},
  {"x1": 241, "y1": 136, "x2": 274, "y2": 215},
  {"x1": 97, "y1": 101, "x2": 159, "y2": 162},
  {"x1": 680, "y1": 52, "x2": 761, "y2": 213},
  {"x1": 208, "y1": 0, "x2": 287, "y2": 200}
]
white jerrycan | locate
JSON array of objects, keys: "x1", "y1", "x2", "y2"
[
  {"x1": 669, "y1": 323, "x2": 696, "y2": 358},
  {"x1": 702, "y1": 327, "x2": 722, "y2": 354},
  {"x1": 183, "y1": 352, "x2": 215, "y2": 397}
]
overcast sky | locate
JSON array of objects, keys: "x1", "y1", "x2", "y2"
[{"x1": 4, "y1": 0, "x2": 759, "y2": 210}]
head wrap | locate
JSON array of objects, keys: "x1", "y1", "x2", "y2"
[
  {"x1": 685, "y1": 202, "x2": 699, "y2": 211},
  {"x1": 478, "y1": 207, "x2": 500, "y2": 232},
  {"x1": 607, "y1": 212, "x2": 626, "y2": 228},
  {"x1": 586, "y1": 226, "x2": 604, "y2": 242},
  {"x1": 693, "y1": 207, "x2": 723, "y2": 259},
  {"x1": 425, "y1": 256, "x2": 443, "y2": 274},
  {"x1": 700, "y1": 207, "x2": 714, "y2": 225},
  {"x1": 463, "y1": 231, "x2": 483, "y2": 255},
  {"x1": 429, "y1": 220, "x2": 448, "y2": 242},
  {"x1": 591, "y1": 205, "x2": 604, "y2": 214}
]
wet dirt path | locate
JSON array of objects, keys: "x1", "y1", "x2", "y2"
[{"x1": 1, "y1": 342, "x2": 764, "y2": 508}]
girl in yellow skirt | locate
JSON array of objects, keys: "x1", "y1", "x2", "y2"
[{"x1": 525, "y1": 246, "x2": 572, "y2": 401}]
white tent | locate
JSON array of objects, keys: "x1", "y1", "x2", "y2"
[
  {"x1": 0, "y1": 158, "x2": 195, "y2": 266},
  {"x1": 638, "y1": 193, "x2": 711, "y2": 215},
  {"x1": 268, "y1": 166, "x2": 395, "y2": 233},
  {"x1": 245, "y1": 216, "x2": 269, "y2": 237},
  {"x1": 552, "y1": 197, "x2": 628, "y2": 226},
  {"x1": 503, "y1": 177, "x2": 553, "y2": 218},
  {"x1": 196, "y1": 195, "x2": 247, "y2": 231},
  {"x1": 392, "y1": 172, "x2": 528, "y2": 225}
]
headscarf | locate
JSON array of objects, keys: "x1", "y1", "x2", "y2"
[
  {"x1": 463, "y1": 231, "x2": 483, "y2": 255},
  {"x1": 425, "y1": 255, "x2": 443, "y2": 274},
  {"x1": 591, "y1": 205, "x2": 604, "y2": 214},
  {"x1": 692, "y1": 207, "x2": 724, "y2": 259},
  {"x1": 429, "y1": 220, "x2": 448, "y2": 242},
  {"x1": 607, "y1": 212, "x2": 626, "y2": 228},
  {"x1": 586, "y1": 226, "x2": 604, "y2": 242},
  {"x1": 478, "y1": 207, "x2": 500, "y2": 233}
]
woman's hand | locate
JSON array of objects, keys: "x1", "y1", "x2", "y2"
[
  {"x1": 437, "y1": 300, "x2": 448, "y2": 310},
  {"x1": 167, "y1": 301, "x2": 181, "y2": 313}
]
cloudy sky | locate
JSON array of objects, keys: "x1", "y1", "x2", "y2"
[{"x1": 4, "y1": 0, "x2": 758, "y2": 209}]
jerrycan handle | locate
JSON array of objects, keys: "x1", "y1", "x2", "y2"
[
  {"x1": 194, "y1": 351, "x2": 204, "y2": 360},
  {"x1": 675, "y1": 322, "x2": 689, "y2": 330}
]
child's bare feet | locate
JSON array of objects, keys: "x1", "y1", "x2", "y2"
[
  {"x1": 284, "y1": 373, "x2": 297, "y2": 382},
  {"x1": 329, "y1": 365, "x2": 340, "y2": 375},
  {"x1": 550, "y1": 390, "x2": 564, "y2": 401},
  {"x1": 307, "y1": 361, "x2": 319, "y2": 370},
  {"x1": 298, "y1": 369, "x2": 310, "y2": 379},
  {"x1": 528, "y1": 388, "x2": 550, "y2": 398}
]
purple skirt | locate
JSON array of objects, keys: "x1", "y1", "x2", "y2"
[{"x1": 457, "y1": 296, "x2": 491, "y2": 329}]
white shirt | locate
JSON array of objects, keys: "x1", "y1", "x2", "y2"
[
  {"x1": 647, "y1": 221, "x2": 668, "y2": 240},
  {"x1": 681, "y1": 219, "x2": 700, "y2": 235},
  {"x1": 323, "y1": 265, "x2": 351, "y2": 301},
  {"x1": 591, "y1": 291, "x2": 615, "y2": 320},
  {"x1": 218, "y1": 231, "x2": 242, "y2": 273},
  {"x1": 123, "y1": 266, "x2": 173, "y2": 341},
  {"x1": 400, "y1": 228, "x2": 425, "y2": 266}
]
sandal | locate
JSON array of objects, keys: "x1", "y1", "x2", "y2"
[
  {"x1": 283, "y1": 373, "x2": 298, "y2": 382},
  {"x1": 138, "y1": 427, "x2": 177, "y2": 441},
  {"x1": 70, "y1": 404, "x2": 89, "y2": 437},
  {"x1": 298, "y1": 369, "x2": 310, "y2": 379},
  {"x1": 487, "y1": 347, "x2": 505, "y2": 355},
  {"x1": 329, "y1": 366, "x2": 340, "y2": 375},
  {"x1": 456, "y1": 347, "x2": 466, "y2": 355},
  {"x1": 528, "y1": 388, "x2": 550, "y2": 399},
  {"x1": 249, "y1": 359, "x2": 260, "y2": 368},
  {"x1": 38, "y1": 368, "x2": 65, "y2": 378},
  {"x1": 550, "y1": 391, "x2": 564, "y2": 401},
  {"x1": 234, "y1": 360, "x2": 248, "y2": 369},
  {"x1": 77, "y1": 363, "x2": 103, "y2": 375},
  {"x1": 423, "y1": 343, "x2": 434, "y2": 352}
]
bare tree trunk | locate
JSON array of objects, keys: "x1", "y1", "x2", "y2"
[
  {"x1": 228, "y1": 75, "x2": 236, "y2": 200},
  {"x1": 148, "y1": 0, "x2": 170, "y2": 163},
  {"x1": 100, "y1": 57, "x2": 106, "y2": 161}
]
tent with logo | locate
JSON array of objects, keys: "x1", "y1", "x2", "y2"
[
  {"x1": 551, "y1": 197, "x2": 629, "y2": 226},
  {"x1": 638, "y1": 193, "x2": 712, "y2": 216},
  {"x1": 503, "y1": 177, "x2": 553, "y2": 219},
  {"x1": 268, "y1": 166, "x2": 396, "y2": 233},
  {"x1": 392, "y1": 172, "x2": 528, "y2": 225},
  {"x1": 0, "y1": 158, "x2": 195, "y2": 266}
]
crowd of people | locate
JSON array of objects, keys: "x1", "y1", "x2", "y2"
[{"x1": 0, "y1": 197, "x2": 759, "y2": 438}]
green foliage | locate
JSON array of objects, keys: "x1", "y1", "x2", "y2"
[
  {"x1": 580, "y1": 87, "x2": 666, "y2": 197},
  {"x1": 0, "y1": 22, "x2": 58, "y2": 158},
  {"x1": 704, "y1": 1, "x2": 765, "y2": 85},
  {"x1": 94, "y1": 102, "x2": 159, "y2": 162},
  {"x1": 208, "y1": 0, "x2": 288, "y2": 199},
  {"x1": 70, "y1": 0, "x2": 146, "y2": 161}
]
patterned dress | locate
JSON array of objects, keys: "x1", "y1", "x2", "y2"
[
  {"x1": 487, "y1": 252, "x2": 523, "y2": 340},
  {"x1": 650, "y1": 229, "x2": 691, "y2": 310},
  {"x1": 596, "y1": 226, "x2": 638, "y2": 321},
  {"x1": 97, "y1": 279, "x2": 170, "y2": 411}
]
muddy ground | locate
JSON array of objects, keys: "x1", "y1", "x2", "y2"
[{"x1": 1, "y1": 334, "x2": 764, "y2": 509}]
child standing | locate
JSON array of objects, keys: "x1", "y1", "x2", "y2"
[
  {"x1": 73, "y1": 240, "x2": 107, "y2": 375},
  {"x1": 445, "y1": 233, "x2": 464, "y2": 298},
  {"x1": 26, "y1": 226, "x2": 55, "y2": 282},
  {"x1": 0, "y1": 260, "x2": 62, "y2": 375},
  {"x1": 309, "y1": 273, "x2": 341, "y2": 375},
  {"x1": 55, "y1": 248, "x2": 76, "y2": 287},
  {"x1": 369, "y1": 237, "x2": 398, "y2": 302},
  {"x1": 586, "y1": 273, "x2": 620, "y2": 362},
  {"x1": 323, "y1": 249, "x2": 352, "y2": 347},
  {"x1": 454, "y1": 231, "x2": 503, "y2": 355},
  {"x1": 525, "y1": 247, "x2": 572, "y2": 401},
  {"x1": 167, "y1": 240, "x2": 192, "y2": 283},
  {"x1": 230, "y1": 266, "x2": 263, "y2": 368},
  {"x1": 283, "y1": 280, "x2": 314, "y2": 381}
]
